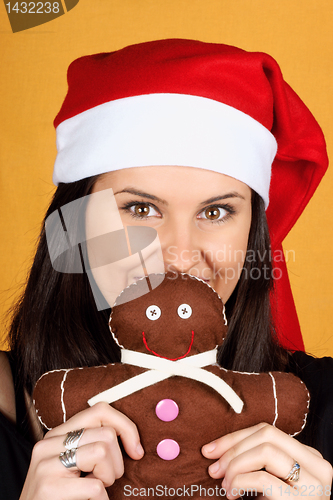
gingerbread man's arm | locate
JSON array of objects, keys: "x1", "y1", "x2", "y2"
[
  {"x1": 206, "y1": 365, "x2": 310, "y2": 437},
  {"x1": 33, "y1": 363, "x2": 146, "y2": 430}
]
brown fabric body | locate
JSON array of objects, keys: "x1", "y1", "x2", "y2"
[
  {"x1": 33, "y1": 275, "x2": 309, "y2": 498},
  {"x1": 33, "y1": 363, "x2": 309, "y2": 498}
]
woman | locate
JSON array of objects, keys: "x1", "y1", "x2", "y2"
[{"x1": 0, "y1": 39, "x2": 332, "y2": 499}]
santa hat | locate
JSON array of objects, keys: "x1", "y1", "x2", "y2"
[{"x1": 53, "y1": 39, "x2": 328, "y2": 351}]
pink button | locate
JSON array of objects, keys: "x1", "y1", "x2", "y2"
[
  {"x1": 156, "y1": 439, "x2": 180, "y2": 460},
  {"x1": 155, "y1": 399, "x2": 179, "y2": 422}
]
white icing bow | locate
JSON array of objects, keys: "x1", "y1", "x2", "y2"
[{"x1": 88, "y1": 348, "x2": 244, "y2": 414}]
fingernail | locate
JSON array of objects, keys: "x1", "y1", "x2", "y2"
[
  {"x1": 204, "y1": 441, "x2": 216, "y2": 453},
  {"x1": 136, "y1": 443, "x2": 144, "y2": 456},
  {"x1": 209, "y1": 461, "x2": 219, "y2": 474}
]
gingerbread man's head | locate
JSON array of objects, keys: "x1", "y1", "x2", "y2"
[{"x1": 110, "y1": 272, "x2": 227, "y2": 359}]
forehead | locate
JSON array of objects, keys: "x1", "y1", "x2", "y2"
[{"x1": 93, "y1": 166, "x2": 252, "y2": 203}]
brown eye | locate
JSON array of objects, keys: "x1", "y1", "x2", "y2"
[
  {"x1": 204, "y1": 207, "x2": 221, "y2": 220},
  {"x1": 197, "y1": 205, "x2": 230, "y2": 223},
  {"x1": 134, "y1": 203, "x2": 150, "y2": 216},
  {"x1": 124, "y1": 202, "x2": 161, "y2": 220}
]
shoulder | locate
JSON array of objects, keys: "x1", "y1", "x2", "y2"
[
  {"x1": 0, "y1": 351, "x2": 16, "y2": 423},
  {"x1": 289, "y1": 350, "x2": 333, "y2": 380},
  {"x1": 288, "y1": 350, "x2": 333, "y2": 400}
]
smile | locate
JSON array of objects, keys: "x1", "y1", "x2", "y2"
[{"x1": 142, "y1": 330, "x2": 194, "y2": 361}]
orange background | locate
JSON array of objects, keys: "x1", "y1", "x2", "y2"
[{"x1": 0, "y1": 0, "x2": 332, "y2": 356}]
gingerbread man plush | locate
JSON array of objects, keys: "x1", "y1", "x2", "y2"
[{"x1": 33, "y1": 273, "x2": 309, "y2": 498}]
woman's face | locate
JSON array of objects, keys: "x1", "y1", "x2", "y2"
[{"x1": 88, "y1": 166, "x2": 252, "y2": 304}]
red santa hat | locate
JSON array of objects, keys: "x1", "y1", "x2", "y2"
[{"x1": 53, "y1": 39, "x2": 328, "y2": 351}]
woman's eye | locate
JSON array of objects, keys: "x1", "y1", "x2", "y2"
[
  {"x1": 197, "y1": 206, "x2": 228, "y2": 221},
  {"x1": 123, "y1": 202, "x2": 161, "y2": 219}
]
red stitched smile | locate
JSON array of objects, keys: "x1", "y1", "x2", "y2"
[{"x1": 142, "y1": 330, "x2": 194, "y2": 361}]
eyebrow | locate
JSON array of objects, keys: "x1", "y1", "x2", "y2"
[
  {"x1": 199, "y1": 192, "x2": 246, "y2": 206},
  {"x1": 114, "y1": 188, "x2": 245, "y2": 207},
  {"x1": 114, "y1": 188, "x2": 168, "y2": 205}
]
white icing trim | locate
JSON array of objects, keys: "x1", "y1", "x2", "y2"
[
  {"x1": 37, "y1": 413, "x2": 52, "y2": 431},
  {"x1": 53, "y1": 94, "x2": 276, "y2": 207},
  {"x1": 35, "y1": 367, "x2": 69, "y2": 385},
  {"x1": 226, "y1": 368, "x2": 261, "y2": 376},
  {"x1": 269, "y1": 372, "x2": 278, "y2": 426},
  {"x1": 33, "y1": 398, "x2": 52, "y2": 431},
  {"x1": 289, "y1": 380, "x2": 310, "y2": 438},
  {"x1": 60, "y1": 370, "x2": 70, "y2": 423},
  {"x1": 88, "y1": 348, "x2": 244, "y2": 414}
]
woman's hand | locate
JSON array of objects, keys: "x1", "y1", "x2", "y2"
[
  {"x1": 20, "y1": 402, "x2": 144, "y2": 500},
  {"x1": 202, "y1": 423, "x2": 332, "y2": 500}
]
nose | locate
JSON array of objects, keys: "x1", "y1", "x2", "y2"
[{"x1": 161, "y1": 222, "x2": 204, "y2": 274}]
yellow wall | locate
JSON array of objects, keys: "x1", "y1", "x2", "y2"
[{"x1": 1, "y1": 0, "x2": 332, "y2": 357}]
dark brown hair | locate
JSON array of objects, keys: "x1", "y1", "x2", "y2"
[
  {"x1": 218, "y1": 192, "x2": 287, "y2": 371},
  {"x1": 8, "y1": 179, "x2": 286, "y2": 394}
]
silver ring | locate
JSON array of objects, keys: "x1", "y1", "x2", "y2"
[
  {"x1": 284, "y1": 461, "x2": 300, "y2": 482},
  {"x1": 59, "y1": 448, "x2": 79, "y2": 470},
  {"x1": 63, "y1": 428, "x2": 84, "y2": 450}
]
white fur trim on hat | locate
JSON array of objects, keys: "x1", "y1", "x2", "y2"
[{"x1": 53, "y1": 93, "x2": 277, "y2": 207}]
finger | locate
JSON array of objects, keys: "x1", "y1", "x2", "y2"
[
  {"x1": 29, "y1": 439, "x2": 81, "y2": 478},
  {"x1": 79, "y1": 427, "x2": 124, "y2": 479},
  {"x1": 202, "y1": 423, "x2": 268, "y2": 458},
  {"x1": 45, "y1": 402, "x2": 144, "y2": 460},
  {"x1": 221, "y1": 470, "x2": 286, "y2": 500},
  {"x1": 218, "y1": 443, "x2": 318, "y2": 490},
  {"x1": 209, "y1": 442, "x2": 295, "y2": 480},
  {"x1": 34, "y1": 445, "x2": 118, "y2": 489},
  {"x1": 34, "y1": 427, "x2": 124, "y2": 477},
  {"x1": 69, "y1": 426, "x2": 124, "y2": 478},
  {"x1": 59, "y1": 477, "x2": 109, "y2": 500},
  {"x1": 222, "y1": 469, "x2": 328, "y2": 500},
  {"x1": 36, "y1": 430, "x2": 125, "y2": 484},
  {"x1": 202, "y1": 423, "x2": 323, "y2": 473},
  {"x1": 24, "y1": 476, "x2": 108, "y2": 500},
  {"x1": 24, "y1": 457, "x2": 108, "y2": 500},
  {"x1": 74, "y1": 442, "x2": 118, "y2": 486}
]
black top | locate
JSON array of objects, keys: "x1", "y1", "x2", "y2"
[
  {"x1": 0, "y1": 351, "x2": 332, "y2": 500},
  {"x1": 0, "y1": 354, "x2": 33, "y2": 500},
  {"x1": 288, "y1": 351, "x2": 333, "y2": 462}
]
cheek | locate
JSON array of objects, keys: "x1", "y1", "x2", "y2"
[
  {"x1": 207, "y1": 223, "x2": 250, "y2": 268},
  {"x1": 87, "y1": 256, "x2": 142, "y2": 308},
  {"x1": 212, "y1": 254, "x2": 244, "y2": 303},
  {"x1": 209, "y1": 223, "x2": 251, "y2": 302}
]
